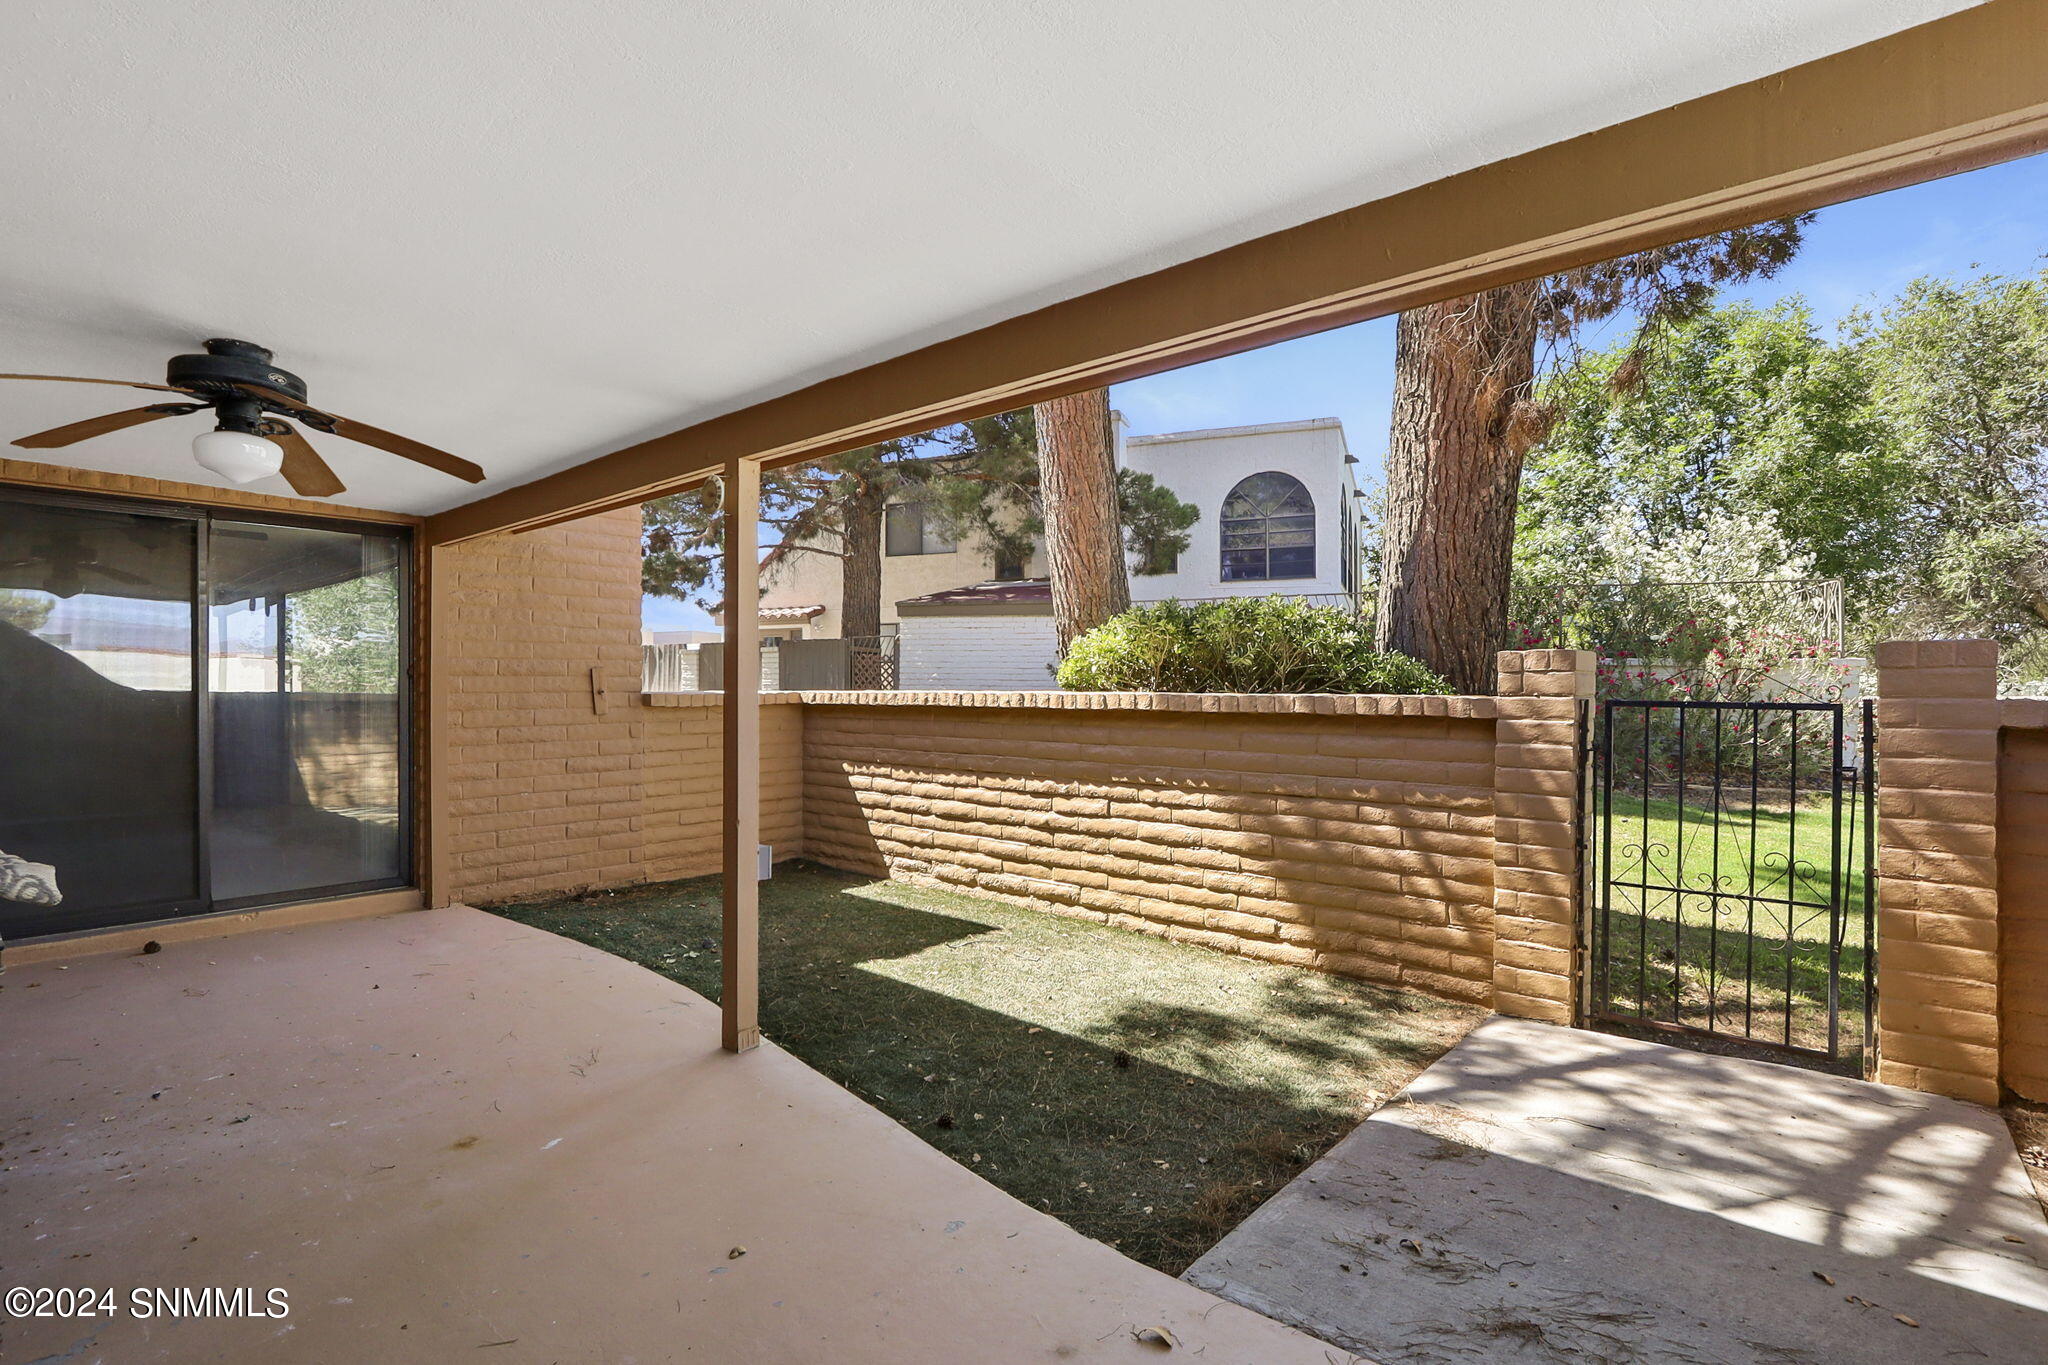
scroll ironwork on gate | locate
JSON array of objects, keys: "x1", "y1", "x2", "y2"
[{"x1": 1590, "y1": 698, "x2": 1876, "y2": 1067}]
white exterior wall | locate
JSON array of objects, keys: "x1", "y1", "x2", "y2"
[
  {"x1": 1118, "y1": 417, "x2": 1360, "y2": 606},
  {"x1": 898, "y1": 615, "x2": 1060, "y2": 691}
]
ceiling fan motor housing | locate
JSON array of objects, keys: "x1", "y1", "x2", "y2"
[
  {"x1": 3, "y1": 336, "x2": 482, "y2": 492},
  {"x1": 165, "y1": 338, "x2": 308, "y2": 406}
]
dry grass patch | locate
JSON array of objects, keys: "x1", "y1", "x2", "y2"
[{"x1": 493, "y1": 861, "x2": 1481, "y2": 1272}]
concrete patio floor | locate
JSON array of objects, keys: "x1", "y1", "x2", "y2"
[
  {"x1": 1186, "y1": 1015, "x2": 2048, "y2": 1363},
  {"x1": 0, "y1": 906, "x2": 1359, "y2": 1364}
]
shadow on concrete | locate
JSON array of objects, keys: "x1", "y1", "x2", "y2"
[{"x1": 1189, "y1": 1015, "x2": 2048, "y2": 1364}]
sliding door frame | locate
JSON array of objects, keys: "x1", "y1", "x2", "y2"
[
  {"x1": 203, "y1": 503, "x2": 415, "y2": 914},
  {"x1": 0, "y1": 483, "x2": 416, "y2": 935}
]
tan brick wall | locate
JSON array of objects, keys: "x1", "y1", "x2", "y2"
[
  {"x1": 1874, "y1": 640, "x2": 2002, "y2": 1104},
  {"x1": 642, "y1": 695, "x2": 804, "y2": 881},
  {"x1": 1491, "y1": 649, "x2": 1595, "y2": 1024},
  {"x1": 2000, "y1": 715, "x2": 2048, "y2": 1102},
  {"x1": 435, "y1": 510, "x2": 805, "y2": 902},
  {"x1": 802, "y1": 695, "x2": 1499, "y2": 1003},
  {"x1": 439, "y1": 510, "x2": 649, "y2": 903}
]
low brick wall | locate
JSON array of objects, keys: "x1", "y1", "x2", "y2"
[
  {"x1": 426, "y1": 524, "x2": 2044, "y2": 1109},
  {"x1": 2000, "y1": 705, "x2": 2048, "y2": 1102},
  {"x1": 802, "y1": 691, "x2": 1502, "y2": 1003},
  {"x1": 437, "y1": 610, "x2": 1591, "y2": 1011},
  {"x1": 643, "y1": 694, "x2": 804, "y2": 881},
  {"x1": 427, "y1": 512, "x2": 1586, "y2": 1013}
]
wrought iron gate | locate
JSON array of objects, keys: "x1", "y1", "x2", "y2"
[{"x1": 1589, "y1": 699, "x2": 1876, "y2": 1065}]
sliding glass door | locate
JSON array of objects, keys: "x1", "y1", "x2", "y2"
[
  {"x1": 0, "y1": 489, "x2": 410, "y2": 939},
  {"x1": 208, "y1": 520, "x2": 406, "y2": 905},
  {"x1": 0, "y1": 499, "x2": 202, "y2": 934}
]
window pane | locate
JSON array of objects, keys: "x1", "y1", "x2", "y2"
[
  {"x1": 0, "y1": 498, "x2": 199, "y2": 935},
  {"x1": 1136, "y1": 549, "x2": 1177, "y2": 576},
  {"x1": 884, "y1": 504, "x2": 920, "y2": 556},
  {"x1": 1218, "y1": 472, "x2": 1316, "y2": 583},
  {"x1": 209, "y1": 522, "x2": 404, "y2": 903},
  {"x1": 921, "y1": 517, "x2": 955, "y2": 555},
  {"x1": 1221, "y1": 549, "x2": 1265, "y2": 581},
  {"x1": 1270, "y1": 546, "x2": 1315, "y2": 578}
]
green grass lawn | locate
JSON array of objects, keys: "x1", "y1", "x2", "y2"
[
  {"x1": 492, "y1": 862, "x2": 1481, "y2": 1274},
  {"x1": 1595, "y1": 792, "x2": 1872, "y2": 1056}
]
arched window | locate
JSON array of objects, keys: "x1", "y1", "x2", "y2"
[{"x1": 1219, "y1": 472, "x2": 1315, "y2": 581}]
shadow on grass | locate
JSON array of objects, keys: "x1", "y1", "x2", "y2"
[
  {"x1": 1595, "y1": 902, "x2": 1870, "y2": 1066},
  {"x1": 493, "y1": 860, "x2": 1479, "y2": 1273}
]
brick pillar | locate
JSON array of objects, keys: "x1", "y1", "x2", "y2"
[
  {"x1": 1491, "y1": 648, "x2": 1596, "y2": 1024},
  {"x1": 1874, "y1": 639, "x2": 2002, "y2": 1103}
]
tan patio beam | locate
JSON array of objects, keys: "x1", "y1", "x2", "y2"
[
  {"x1": 721, "y1": 454, "x2": 763, "y2": 1052},
  {"x1": 421, "y1": 0, "x2": 2048, "y2": 548}
]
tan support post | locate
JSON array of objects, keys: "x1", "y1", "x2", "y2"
[
  {"x1": 422, "y1": 541, "x2": 454, "y2": 908},
  {"x1": 1874, "y1": 639, "x2": 2001, "y2": 1103},
  {"x1": 721, "y1": 455, "x2": 763, "y2": 1052},
  {"x1": 1491, "y1": 648, "x2": 1596, "y2": 1024}
]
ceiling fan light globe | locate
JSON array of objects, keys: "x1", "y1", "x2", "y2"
[{"x1": 192, "y1": 429, "x2": 283, "y2": 484}]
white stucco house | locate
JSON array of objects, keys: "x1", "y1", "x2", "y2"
[
  {"x1": 752, "y1": 414, "x2": 1365, "y2": 689},
  {"x1": 1117, "y1": 415, "x2": 1362, "y2": 608}
]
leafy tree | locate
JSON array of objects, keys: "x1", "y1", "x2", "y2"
[
  {"x1": 1375, "y1": 218, "x2": 1809, "y2": 693},
  {"x1": 1516, "y1": 273, "x2": 2048, "y2": 684},
  {"x1": 641, "y1": 402, "x2": 1198, "y2": 640},
  {"x1": 917, "y1": 407, "x2": 1197, "y2": 582},
  {"x1": 1848, "y1": 272, "x2": 2048, "y2": 666},
  {"x1": 642, "y1": 449, "x2": 942, "y2": 638},
  {"x1": 286, "y1": 572, "x2": 400, "y2": 692},
  {"x1": 1118, "y1": 469, "x2": 1200, "y2": 576},
  {"x1": 1517, "y1": 300, "x2": 1903, "y2": 608},
  {"x1": 0, "y1": 589, "x2": 53, "y2": 632}
]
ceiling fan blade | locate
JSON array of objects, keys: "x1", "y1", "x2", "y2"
[
  {"x1": 261, "y1": 419, "x2": 347, "y2": 498},
  {"x1": 86, "y1": 563, "x2": 151, "y2": 587},
  {"x1": 0, "y1": 373, "x2": 185, "y2": 393},
  {"x1": 225, "y1": 380, "x2": 483, "y2": 484},
  {"x1": 12, "y1": 403, "x2": 202, "y2": 449},
  {"x1": 325, "y1": 415, "x2": 484, "y2": 483}
]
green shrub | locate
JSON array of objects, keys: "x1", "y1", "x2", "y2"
[{"x1": 1055, "y1": 598, "x2": 1449, "y2": 695}]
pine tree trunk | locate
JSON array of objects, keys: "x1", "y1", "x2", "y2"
[
  {"x1": 1036, "y1": 388, "x2": 1129, "y2": 652},
  {"x1": 1375, "y1": 283, "x2": 1540, "y2": 695},
  {"x1": 839, "y1": 485, "x2": 884, "y2": 639}
]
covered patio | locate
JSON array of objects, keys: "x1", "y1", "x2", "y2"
[
  {"x1": 6, "y1": 5, "x2": 2048, "y2": 1362},
  {"x1": 0, "y1": 906, "x2": 1347, "y2": 1363}
]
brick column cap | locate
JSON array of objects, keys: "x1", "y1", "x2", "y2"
[{"x1": 1496, "y1": 648, "x2": 1596, "y2": 699}]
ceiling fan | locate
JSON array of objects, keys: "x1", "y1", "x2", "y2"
[
  {"x1": 2, "y1": 339, "x2": 485, "y2": 498},
  {"x1": 0, "y1": 536, "x2": 150, "y2": 599}
]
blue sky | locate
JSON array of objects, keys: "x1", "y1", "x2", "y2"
[{"x1": 647, "y1": 150, "x2": 2048, "y2": 632}]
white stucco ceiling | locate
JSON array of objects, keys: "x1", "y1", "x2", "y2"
[{"x1": 0, "y1": 1, "x2": 1979, "y2": 514}]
